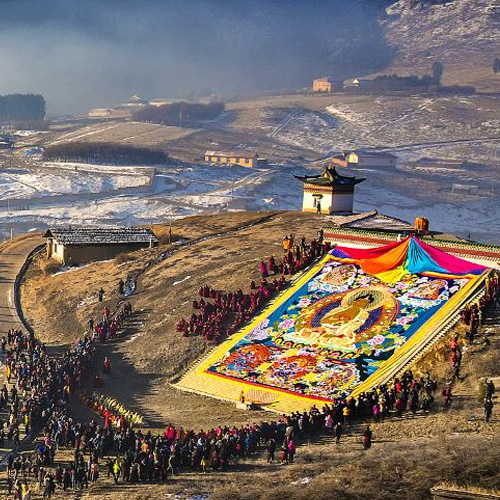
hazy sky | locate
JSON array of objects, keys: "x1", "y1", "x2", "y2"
[{"x1": 0, "y1": 0, "x2": 392, "y2": 114}]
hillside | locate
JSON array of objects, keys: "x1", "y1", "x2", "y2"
[
  {"x1": 42, "y1": 121, "x2": 195, "y2": 150},
  {"x1": 21, "y1": 211, "x2": 322, "y2": 427},
  {"x1": 16, "y1": 211, "x2": 500, "y2": 499},
  {"x1": 381, "y1": 0, "x2": 500, "y2": 91}
]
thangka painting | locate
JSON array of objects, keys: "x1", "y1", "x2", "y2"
[{"x1": 179, "y1": 237, "x2": 487, "y2": 408}]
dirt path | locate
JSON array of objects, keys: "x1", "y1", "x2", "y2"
[{"x1": 0, "y1": 235, "x2": 44, "y2": 333}]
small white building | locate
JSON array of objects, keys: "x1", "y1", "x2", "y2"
[
  {"x1": 88, "y1": 108, "x2": 113, "y2": 118},
  {"x1": 346, "y1": 150, "x2": 397, "y2": 168},
  {"x1": 121, "y1": 94, "x2": 147, "y2": 108},
  {"x1": 295, "y1": 166, "x2": 365, "y2": 215},
  {"x1": 343, "y1": 77, "x2": 371, "y2": 89},
  {"x1": 149, "y1": 98, "x2": 180, "y2": 107}
]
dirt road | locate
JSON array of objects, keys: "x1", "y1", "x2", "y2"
[{"x1": 0, "y1": 235, "x2": 44, "y2": 333}]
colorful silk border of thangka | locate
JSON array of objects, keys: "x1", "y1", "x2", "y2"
[{"x1": 176, "y1": 239, "x2": 489, "y2": 413}]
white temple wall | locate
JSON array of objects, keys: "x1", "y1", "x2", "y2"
[
  {"x1": 302, "y1": 191, "x2": 354, "y2": 214},
  {"x1": 329, "y1": 193, "x2": 354, "y2": 213}
]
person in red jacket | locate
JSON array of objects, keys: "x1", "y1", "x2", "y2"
[
  {"x1": 363, "y1": 426, "x2": 372, "y2": 450},
  {"x1": 102, "y1": 357, "x2": 112, "y2": 374}
]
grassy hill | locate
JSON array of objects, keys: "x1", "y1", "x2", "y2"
[{"x1": 17, "y1": 211, "x2": 500, "y2": 499}]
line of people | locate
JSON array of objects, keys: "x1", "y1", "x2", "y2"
[
  {"x1": 88, "y1": 302, "x2": 133, "y2": 344},
  {"x1": 260, "y1": 231, "x2": 329, "y2": 278},
  {"x1": 461, "y1": 273, "x2": 500, "y2": 345}
]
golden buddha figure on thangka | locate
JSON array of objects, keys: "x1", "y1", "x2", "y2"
[{"x1": 285, "y1": 287, "x2": 398, "y2": 352}]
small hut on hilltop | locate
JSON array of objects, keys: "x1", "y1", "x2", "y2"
[
  {"x1": 44, "y1": 227, "x2": 158, "y2": 265},
  {"x1": 295, "y1": 165, "x2": 365, "y2": 214}
]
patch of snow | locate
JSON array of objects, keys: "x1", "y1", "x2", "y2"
[
  {"x1": 172, "y1": 275, "x2": 192, "y2": 286},
  {"x1": 51, "y1": 261, "x2": 107, "y2": 277}
]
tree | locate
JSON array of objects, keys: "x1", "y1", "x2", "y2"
[
  {"x1": 431, "y1": 61, "x2": 444, "y2": 82},
  {"x1": 0, "y1": 94, "x2": 46, "y2": 123},
  {"x1": 133, "y1": 102, "x2": 224, "y2": 126},
  {"x1": 42, "y1": 142, "x2": 168, "y2": 165}
]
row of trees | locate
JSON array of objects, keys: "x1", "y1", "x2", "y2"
[
  {"x1": 0, "y1": 94, "x2": 46, "y2": 123},
  {"x1": 42, "y1": 142, "x2": 168, "y2": 165},
  {"x1": 370, "y1": 73, "x2": 441, "y2": 91},
  {"x1": 367, "y1": 74, "x2": 474, "y2": 94},
  {"x1": 133, "y1": 102, "x2": 225, "y2": 126}
]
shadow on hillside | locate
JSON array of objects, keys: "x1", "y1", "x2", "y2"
[{"x1": 70, "y1": 309, "x2": 167, "y2": 429}]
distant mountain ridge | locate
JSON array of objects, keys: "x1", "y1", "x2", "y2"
[{"x1": 377, "y1": 0, "x2": 500, "y2": 91}]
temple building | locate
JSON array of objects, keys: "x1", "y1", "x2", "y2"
[
  {"x1": 312, "y1": 77, "x2": 343, "y2": 93},
  {"x1": 295, "y1": 165, "x2": 365, "y2": 214},
  {"x1": 313, "y1": 77, "x2": 333, "y2": 92}
]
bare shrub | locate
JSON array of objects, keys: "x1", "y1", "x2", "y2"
[
  {"x1": 38, "y1": 258, "x2": 61, "y2": 275},
  {"x1": 114, "y1": 253, "x2": 138, "y2": 265}
]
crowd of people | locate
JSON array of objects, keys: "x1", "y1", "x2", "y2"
[
  {"x1": 1, "y1": 293, "x2": 455, "y2": 493},
  {"x1": 1, "y1": 328, "x2": 97, "y2": 497},
  {"x1": 0, "y1": 286, "x2": 135, "y2": 497},
  {"x1": 3, "y1": 369, "x2": 444, "y2": 492},
  {"x1": 176, "y1": 279, "x2": 286, "y2": 341},
  {"x1": 176, "y1": 232, "x2": 331, "y2": 343}
]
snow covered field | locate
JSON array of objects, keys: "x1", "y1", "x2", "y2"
[
  {"x1": 259, "y1": 96, "x2": 500, "y2": 165},
  {"x1": 0, "y1": 162, "x2": 152, "y2": 198},
  {"x1": 0, "y1": 159, "x2": 497, "y2": 246},
  {"x1": 0, "y1": 159, "x2": 307, "y2": 238}
]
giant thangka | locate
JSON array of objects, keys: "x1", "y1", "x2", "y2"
[{"x1": 177, "y1": 237, "x2": 489, "y2": 413}]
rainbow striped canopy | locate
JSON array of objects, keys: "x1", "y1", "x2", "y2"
[{"x1": 331, "y1": 237, "x2": 488, "y2": 283}]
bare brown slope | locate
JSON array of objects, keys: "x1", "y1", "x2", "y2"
[{"x1": 20, "y1": 211, "x2": 326, "y2": 427}]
